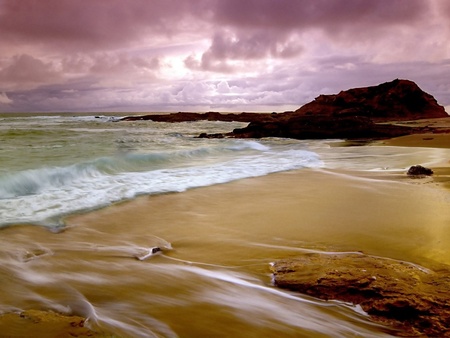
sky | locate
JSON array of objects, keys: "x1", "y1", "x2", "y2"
[{"x1": 1, "y1": 0, "x2": 450, "y2": 113}]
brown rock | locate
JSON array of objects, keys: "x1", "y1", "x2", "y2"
[
  {"x1": 121, "y1": 79, "x2": 449, "y2": 141},
  {"x1": 229, "y1": 115, "x2": 417, "y2": 140},
  {"x1": 407, "y1": 165, "x2": 434, "y2": 177},
  {"x1": 0, "y1": 310, "x2": 110, "y2": 337},
  {"x1": 290, "y1": 79, "x2": 448, "y2": 121},
  {"x1": 227, "y1": 79, "x2": 448, "y2": 140},
  {"x1": 271, "y1": 253, "x2": 450, "y2": 337},
  {"x1": 121, "y1": 111, "x2": 277, "y2": 123}
]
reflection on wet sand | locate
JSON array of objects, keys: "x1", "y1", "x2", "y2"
[{"x1": 1, "y1": 158, "x2": 449, "y2": 336}]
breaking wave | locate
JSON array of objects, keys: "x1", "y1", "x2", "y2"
[{"x1": 0, "y1": 140, "x2": 322, "y2": 228}]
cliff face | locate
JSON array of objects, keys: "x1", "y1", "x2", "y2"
[{"x1": 291, "y1": 79, "x2": 447, "y2": 121}]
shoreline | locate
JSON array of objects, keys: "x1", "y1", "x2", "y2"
[
  {"x1": 378, "y1": 117, "x2": 450, "y2": 149},
  {"x1": 377, "y1": 124, "x2": 450, "y2": 188},
  {"x1": 2, "y1": 129, "x2": 449, "y2": 337}
]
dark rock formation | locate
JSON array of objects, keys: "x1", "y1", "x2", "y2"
[
  {"x1": 271, "y1": 253, "x2": 450, "y2": 337},
  {"x1": 289, "y1": 79, "x2": 447, "y2": 121},
  {"x1": 407, "y1": 165, "x2": 434, "y2": 177},
  {"x1": 227, "y1": 116, "x2": 418, "y2": 140},
  {"x1": 223, "y1": 79, "x2": 448, "y2": 140},
  {"x1": 121, "y1": 79, "x2": 449, "y2": 140},
  {"x1": 120, "y1": 111, "x2": 276, "y2": 123}
]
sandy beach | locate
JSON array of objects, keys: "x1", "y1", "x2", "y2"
[
  {"x1": 66, "y1": 137, "x2": 450, "y2": 268},
  {"x1": 1, "y1": 128, "x2": 449, "y2": 337},
  {"x1": 379, "y1": 117, "x2": 450, "y2": 149}
]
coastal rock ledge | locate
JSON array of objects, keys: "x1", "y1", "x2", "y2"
[
  {"x1": 228, "y1": 79, "x2": 448, "y2": 140},
  {"x1": 122, "y1": 79, "x2": 449, "y2": 140},
  {"x1": 271, "y1": 253, "x2": 450, "y2": 337}
]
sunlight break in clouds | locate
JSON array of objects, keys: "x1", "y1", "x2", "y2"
[{"x1": 0, "y1": 0, "x2": 449, "y2": 112}]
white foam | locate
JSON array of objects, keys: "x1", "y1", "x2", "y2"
[{"x1": 0, "y1": 144, "x2": 322, "y2": 227}]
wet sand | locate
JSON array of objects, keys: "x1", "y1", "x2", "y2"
[
  {"x1": 66, "y1": 160, "x2": 450, "y2": 268},
  {"x1": 378, "y1": 117, "x2": 450, "y2": 188},
  {"x1": 65, "y1": 122, "x2": 450, "y2": 265},
  {"x1": 1, "y1": 129, "x2": 449, "y2": 337},
  {"x1": 380, "y1": 117, "x2": 450, "y2": 149},
  {"x1": 0, "y1": 310, "x2": 110, "y2": 338}
]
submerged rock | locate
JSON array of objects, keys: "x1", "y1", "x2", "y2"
[
  {"x1": 271, "y1": 253, "x2": 450, "y2": 337},
  {"x1": 407, "y1": 165, "x2": 434, "y2": 177},
  {"x1": 0, "y1": 310, "x2": 110, "y2": 337}
]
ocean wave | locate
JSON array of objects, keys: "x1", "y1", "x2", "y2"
[
  {"x1": 0, "y1": 140, "x2": 269, "y2": 198},
  {"x1": 0, "y1": 166, "x2": 90, "y2": 201},
  {"x1": 0, "y1": 141, "x2": 322, "y2": 228}
]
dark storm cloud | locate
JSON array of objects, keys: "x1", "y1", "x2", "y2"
[
  {"x1": 212, "y1": 0, "x2": 429, "y2": 35},
  {"x1": 0, "y1": 54, "x2": 61, "y2": 87},
  {"x1": 192, "y1": 0, "x2": 431, "y2": 71},
  {"x1": 0, "y1": 0, "x2": 208, "y2": 49},
  {"x1": 0, "y1": 0, "x2": 429, "y2": 55}
]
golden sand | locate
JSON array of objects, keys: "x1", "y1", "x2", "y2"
[
  {"x1": 380, "y1": 133, "x2": 450, "y2": 149},
  {"x1": 380, "y1": 117, "x2": 450, "y2": 149},
  {"x1": 379, "y1": 119, "x2": 450, "y2": 187}
]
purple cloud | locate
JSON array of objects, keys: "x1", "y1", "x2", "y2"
[{"x1": 0, "y1": 0, "x2": 449, "y2": 112}]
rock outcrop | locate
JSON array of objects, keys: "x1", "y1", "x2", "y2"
[
  {"x1": 223, "y1": 79, "x2": 448, "y2": 140},
  {"x1": 290, "y1": 79, "x2": 447, "y2": 121},
  {"x1": 227, "y1": 115, "x2": 418, "y2": 140},
  {"x1": 121, "y1": 79, "x2": 449, "y2": 140},
  {"x1": 121, "y1": 111, "x2": 276, "y2": 123},
  {"x1": 271, "y1": 253, "x2": 450, "y2": 337}
]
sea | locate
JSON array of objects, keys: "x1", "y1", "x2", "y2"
[
  {"x1": 1, "y1": 112, "x2": 449, "y2": 337},
  {"x1": 1, "y1": 112, "x2": 445, "y2": 229}
]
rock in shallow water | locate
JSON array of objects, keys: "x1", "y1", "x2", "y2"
[
  {"x1": 407, "y1": 165, "x2": 434, "y2": 177},
  {"x1": 271, "y1": 253, "x2": 450, "y2": 337},
  {"x1": 0, "y1": 310, "x2": 110, "y2": 337}
]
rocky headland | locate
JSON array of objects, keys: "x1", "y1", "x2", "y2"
[
  {"x1": 288, "y1": 78, "x2": 446, "y2": 121},
  {"x1": 121, "y1": 79, "x2": 449, "y2": 140}
]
